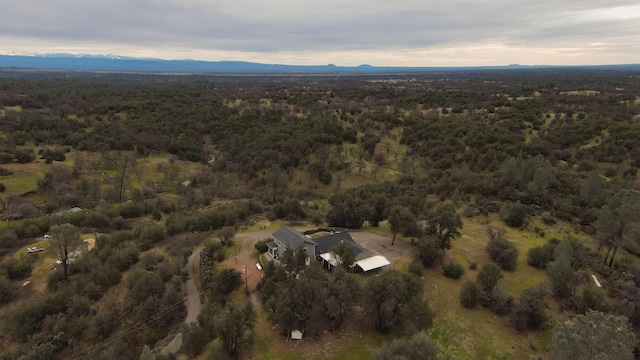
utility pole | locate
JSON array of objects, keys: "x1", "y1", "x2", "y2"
[{"x1": 243, "y1": 264, "x2": 248, "y2": 295}]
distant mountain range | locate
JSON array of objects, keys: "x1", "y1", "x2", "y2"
[{"x1": 1, "y1": 54, "x2": 639, "y2": 74}]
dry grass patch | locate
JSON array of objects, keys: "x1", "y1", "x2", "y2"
[{"x1": 559, "y1": 90, "x2": 600, "y2": 96}]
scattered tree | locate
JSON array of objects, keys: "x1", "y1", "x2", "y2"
[
  {"x1": 215, "y1": 303, "x2": 256, "y2": 358},
  {"x1": 365, "y1": 270, "x2": 433, "y2": 334},
  {"x1": 459, "y1": 281, "x2": 484, "y2": 308},
  {"x1": 388, "y1": 205, "x2": 415, "y2": 245},
  {"x1": 510, "y1": 287, "x2": 548, "y2": 331},
  {"x1": 218, "y1": 226, "x2": 236, "y2": 246},
  {"x1": 476, "y1": 263, "x2": 503, "y2": 292},
  {"x1": 486, "y1": 234, "x2": 519, "y2": 271},
  {"x1": 416, "y1": 236, "x2": 444, "y2": 267},
  {"x1": 425, "y1": 203, "x2": 462, "y2": 250},
  {"x1": 47, "y1": 223, "x2": 83, "y2": 281},
  {"x1": 331, "y1": 241, "x2": 356, "y2": 270},
  {"x1": 325, "y1": 268, "x2": 360, "y2": 329},
  {"x1": 500, "y1": 201, "x2": 526, "y2": 227},
  {"x1": 595, "y1": 190, "x2": 640, "y2": 267},
  {"x1": 443, "y1": 262, "x2": 465, "y2": 279}
]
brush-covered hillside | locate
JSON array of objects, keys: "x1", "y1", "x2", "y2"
[{"x1": 0, "y1": 69, "x2": 639, "y2": 359}]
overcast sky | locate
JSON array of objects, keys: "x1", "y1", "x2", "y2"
[{"x1": 1, "y1": 0, "x2": 639, "y2": 66}]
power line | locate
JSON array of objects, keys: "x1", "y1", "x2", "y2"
[{"x1": 67, "y1": 264, "x2": 242, "y2": 359}]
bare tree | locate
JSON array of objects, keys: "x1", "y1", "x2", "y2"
[{"x1": 47, "y1": 224, "x2": 83, "y2": 281}]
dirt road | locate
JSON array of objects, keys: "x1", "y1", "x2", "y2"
[{"x1": 161, "y1": 246, "x2": 203, "y2": 356}]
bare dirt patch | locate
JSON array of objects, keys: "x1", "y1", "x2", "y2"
[
  {"x1": 222, "y1": 234, "x2": 266, "y2": 292},
  {"x1": 83, "y1": 237, "x2": 95, "y2": 251}
]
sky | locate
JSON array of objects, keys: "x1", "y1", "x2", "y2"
[{"x1": 0, "y1": 0, "x2": 639, "y2": 66}]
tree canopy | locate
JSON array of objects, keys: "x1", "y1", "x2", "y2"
[{"x1": 550, "y1": 310, "x2": 636, "y2": 360}]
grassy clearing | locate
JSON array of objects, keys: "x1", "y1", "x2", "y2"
[
  {"x1": 250, "y1": 312, "x2": 384, "y2": 360},
  {"x1": 131, "y1": 155, "x2": 203, "y2": 190},
  {"x1": 1, "y1": 105, "x2": 23, "y2": 115},
  {"x1": 421, "y1": 215, "x2": 569, "y2": 359},
  {"x1": 559, "y1": 90, "x2": 600, "y2": 96},
  {"x1": 0, "y1": 161, "x2": 48, "y2": 195}
]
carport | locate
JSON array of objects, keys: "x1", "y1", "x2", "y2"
[{"x1": 355, "y1": 255, "x2": 390, "y2": 272}]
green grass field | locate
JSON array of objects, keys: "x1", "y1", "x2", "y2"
[
  {"x1": 1, "y1": 161, "x2": 47, "y2": 196},
  {"x1": 420, "y1": 215, "x2": 555, "y2": 359}
]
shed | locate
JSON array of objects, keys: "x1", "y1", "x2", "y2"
[{"x1": 291, "y1": 329, "x2": 303, "y2": 340}]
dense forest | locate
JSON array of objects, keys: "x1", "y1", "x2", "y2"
[{"x1": 1, "y1": 68, "x2": 640, "y2": 359}]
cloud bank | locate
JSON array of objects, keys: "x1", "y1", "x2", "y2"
[{"x1": 0, "y1": 0, "x2": 638, "y2": 66}]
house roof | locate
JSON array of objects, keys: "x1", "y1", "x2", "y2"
[
  {"x1": 272, "y1": 226, "x2": 317, "y2": 251},
  {"x1": 266, "y1": 241, "x2": 278, "y2": 249},
  {"x1": 319, "y1": 252, "x2": 340, "y2": 267},
  {"x1": 314, "y1": 231, "x2": 369, "y2": 260},
  {"x1": 356, "y1": 255, "x2": 391, "y2": 272}
]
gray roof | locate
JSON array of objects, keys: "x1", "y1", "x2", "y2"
[
  {"x1": 272, "y1": 226, "x2": 317, "y2": 251},
  {"x1": 314, "y1": 231, "x2": 370, "y2": 260},
  {"x1": 266, "y1": 241, "x2": 278, "y2": 249}
]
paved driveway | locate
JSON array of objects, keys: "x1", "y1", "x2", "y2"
[{"x1": 348, "y1": 231, "x2": 414, "y2": 261}]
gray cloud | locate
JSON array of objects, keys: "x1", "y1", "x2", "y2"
[{"x1": 0, "y1": 0, "x2": 638, "y2": 65}]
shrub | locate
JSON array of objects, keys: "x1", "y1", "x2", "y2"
[
  {"x1": 254, "y1": 240, "x2": 269, "y2": 253},
  {"x1": 443, "y1": 262, "x2": 465, "y2": 279},
  {"x1": 526, "y1": 238, "x2": 558, "y2": 269},
  {"x1": 483, "y1": 279, "x2": 513, "y2": 316},
  {"x1": 273, "y1": 198, "x2": 307, "y2": 220},
  {"x1": 151, "y1": 208, "x2": 162, "y2": 220},
  {"x1": 417, "y1": 237, "x2": 443, "y2": 268},
  {"x1": 81, "y1": 211, "x2": 110, "y2": 229},
  {"x1": 477, "y1": 263, "x2": 503, "y2": 292},
  {"x1": 108, "y1": 216, "x2": 130, "y2": 231},
  {"x1": 108, "y1": 242, "x2": 139, "y2": 271},
  {"x1": 136, "y1": 223, "x2": 166, "y2": 249},
  {"x1": 500, "y1": 201, "x2": 526, "y2": 227},
  {"x1": 459, "y1": 281, "x2": 484, "y2": 308},
  {"x1": 140, "y1": 252, "x2": 165, "y2": 271},
  {"x1": 9, "y1": 293, "x2": 68, "y2": 340},
  {"x1": 510, "y1": 287, "x2": 548, "y2": 331},
  {"x1": 214, "y1": 268, "x2": 241, "y2": 295},
  {"x1": 119, "y1": 202, "x2": 146, "y2": 218},
  {"x1": 4, "y1": 261, "x2": 32, "y2": 280},
  {"x1": 181, "y1": 322, "x2": 211, "y2": 358},
  {"x1": 0, "y1": 183, "x2": 5, "y2": 192},
  {"x1": 527, "y1": 246, "x2": 550, "y2": 269},
  {"x1": 0, "y1": 153, "x2": 12, "y2": 164},
  {"x1": 408, "y1": 260, "x2": 425, "y2": 276},
  {"x1": 215, "y1": 247, "x2": 226, "y2": 262},
  {"x1": 0, "y1": 276, "x2": 17, "y2": 305},
  {"x1": 126, "y1": 270, "x2": 164, "y2": 304},
  {"x1": 15, "y1": 148, "x2": 36, "y2": 163},
  {"x1": 486, "y1": 236, "x2": 519, "y2": 271},
  {"x1": 373, "y1": 334, "x2": 439, "y2": 360}
]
